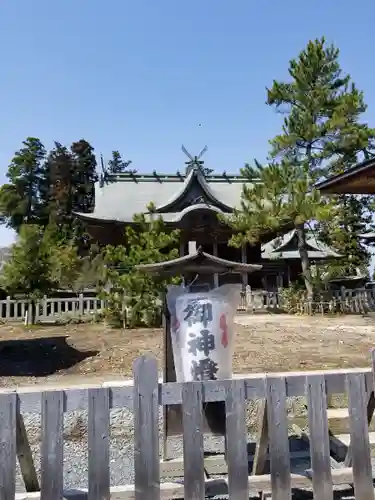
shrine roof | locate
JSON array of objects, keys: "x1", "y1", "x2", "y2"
[
  {"x1": 262, "y1": 229, "x2": 341, "y2": 260},
  {"x1": 76, "y1": 168, "x2": 256, "y2": 223},
  {"x1": 315, "y1": 157, "x2": 375, "y2": 194},
  {"x1": 359, "y1": 232, "x2": 375, "y2": 241},
  {"x1": 136, "y1": 247, "x2": 262, "y2": 277}
]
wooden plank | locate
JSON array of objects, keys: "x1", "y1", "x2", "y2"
[
  {"x1": 7, "y1": 366, "x2": 375, "y2": 414},
  {"x1": 265, "y1": 376, "x2": 291, "y2": 500},
  {"x1": 330, "y1": 431, "x2": 375, "y2": 446},
  {"x1": 346, "y1": 372, "x2": 374, "y2": 500},
  {"x1": 41, "y1": 391, "x2": 64, "y2": 500},
  {"x1": 344, "y1": 390, "x2": 375, "y2": 466},
  {"x1": 133, "y1": 356, "x2": 160, "y2": 500},
  {"x1": 16, "y1": 410, "x2": 40, "y2": 492},
  {"x1": 182, "y1": 381, "x2": 204, "y2": 500},
  {"x1": 305, "y1": 374, "x2": 333, "y2": 500},
  {"x1": 160, "y1": 449, "x2": 311, "y2": 477},
  {"x1": 88, "y1": 388, "x2": 110, "y2": 500},
  {"x1": 12, "y1": 467, "x2": 369, "y2": 500},
  {"x1": 225, "y1": 379, "x2": 249, "y2": 500},
  {"x1": 0, "y1": 393, "x2": 16, "y2": 500},
  {"x1": 252, "y1": 399, "x2": 269, "y2": 475}
]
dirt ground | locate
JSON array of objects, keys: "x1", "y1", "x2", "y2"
[{"x1": 0, "y1": 313, "x2": 374, "y2": 388}]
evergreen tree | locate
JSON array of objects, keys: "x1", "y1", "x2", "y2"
[
  {"x1": 107, "y1": 150, "x2": 132, "y2": 174},
  {"x1": 318, "y1": 135, "x2": 375, "y2": 277},
  {"x1": 42, "y1": 139, "x2": 97, "y2": 248},
  {"x1": 0, "y1": 138, "x2": 46, "y2": 231},
  {"x1": 228, "y1": 38, "x2": 373, "y2": 297},
  {"x1": 102, "y1": 206, "x2": 180, "y2": 327},
  {"x1": 43, "y1": 142, "x2": 74, "y2": 229},
  {"x1": 71, "y1": 139, "x2": 97, "y2": 213},
  {"x1": 227, "y1": 160, "x2": 332, "y2": 297},
  {"x1": 0, "y1": 225, "x2": 58, "y2": 322}
]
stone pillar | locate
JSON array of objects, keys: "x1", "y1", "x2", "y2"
[
  {"x1": 241, "y1": 244, "x2": 248, "y2": 287},
  {"x1": 213, "y1": 240, "x2": 219, "y2": 288}
]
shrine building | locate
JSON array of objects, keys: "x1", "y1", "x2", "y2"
[{"x1": 77, "y1": 163, "x2": 339, "y2": 289}]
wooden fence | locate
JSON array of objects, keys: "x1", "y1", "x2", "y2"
[{"x1": 3, "y1": 354, "x2": 375, "y2": 499}]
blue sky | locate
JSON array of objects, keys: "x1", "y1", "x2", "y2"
[{"x1": 1, "y1": 0, "x2": 375, "y2": 249}]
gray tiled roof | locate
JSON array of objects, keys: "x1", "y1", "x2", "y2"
[
  {"x1": 77, "y1": 169, "x2": 250, "y2": 223},
  {"x1": 262, "y1": 229, "x2": 341, "y2": 260}
]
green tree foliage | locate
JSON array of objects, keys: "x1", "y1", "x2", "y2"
[
  {"x1": 227, "y1": 38, "x2": 372, "y2": 297},
  {"x1": 318, "y1": 196, "x2": 373, "y2": 277},
  {"x1": 42, "y1": 139, "x2": 97, "y2": 248},
  {"x1": 101, "y1": 208, "x2": 180, "y2": 327},
  {"x1": 0, "y1": 138, "x2": 47, "y2": 231},
  {"x1": 318, "y1": 134, "x2": 375, "y2": 278},
  {"x1": 0, "y1": 225, "x2": 57, "y2": 299},
  {"x1": 107, "y1": 151, "x2": 132, "y2": 174},
  {"x1": 49, "y1": 241, "x2": 105, "y2": 293},
  {"x1": 227, "y1": 161, "x2": 332, "y2": 297}
]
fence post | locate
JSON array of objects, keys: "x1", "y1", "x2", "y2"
[
  {"x1": 245, "y1": 285, "x2": 252, "y2": 312},
  {"x1": 79, "y1": 293, "x2": 84, "y2": 315},
  {"x1": 42, "y1": 296, "x2": 48, "y2": 317},
  {"x1": 5, "y1": 296, "x2": 11, "y2": 320},
  {"x1": 133, "y1": 356, "x2": 160, "y2": 500}
]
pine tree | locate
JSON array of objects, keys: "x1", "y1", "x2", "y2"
[
  {"x1": 228, "y1": 38, "x2": 373, "y2": 297},
  {"x1": 227, "y1": 160, "x2": 332, "y2": 297},
  {"x1": 107, "y1": 150, "x2": 132, "y2": 174},
  {"x1": 0, "y1": 138, "x2": 47, "y2": 231},
  {"x1": 102, "y1": 207, "x2": 180, "y2": 327}
]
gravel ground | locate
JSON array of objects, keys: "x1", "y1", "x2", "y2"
[{"x1": 17, "y1": 398, "x2": 312, "y2": 493}]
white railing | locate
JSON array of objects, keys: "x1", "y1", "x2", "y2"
[
  {"x1": 0, "y1": 295, "x2": 105, "y2": 322},
  {"x1": 238, "y1": 286, "x2": 281, "y2": 312},
  {"x1": 1, "y1": 286, "x2": 374, "y2": 322}
]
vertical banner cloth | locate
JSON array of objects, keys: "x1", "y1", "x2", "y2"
[{"x1": 166, "y1": 284, "x2": 241, "y2": 382}]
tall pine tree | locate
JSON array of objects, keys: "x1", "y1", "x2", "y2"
[{"x1": 228, "y1": 38, "x2": 374, "y2": 296}]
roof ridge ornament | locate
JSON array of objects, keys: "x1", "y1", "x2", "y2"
[{"x1": 181, "y1": 144, "x2": 208, "y2": 174}]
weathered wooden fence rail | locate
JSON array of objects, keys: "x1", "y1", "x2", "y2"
[{"x1": 3, "y1": 355, "x2": 375, "y2": 499}]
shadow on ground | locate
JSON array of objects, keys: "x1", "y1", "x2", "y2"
[{"x1": 0, "y1": 336, "x2": 98, "y2": 377}]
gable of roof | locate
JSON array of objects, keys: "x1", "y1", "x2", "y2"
[{"x1": 155, "y1": 168, "x2": 233, "y2": 213}]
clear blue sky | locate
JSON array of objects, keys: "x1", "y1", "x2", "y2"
[{"x1": 1, "y1": 0, "x2": 375, "y2": 249}]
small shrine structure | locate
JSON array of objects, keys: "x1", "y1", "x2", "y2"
[{"x1": 261, "y1": 229, "x2": 342, "y2": 288}]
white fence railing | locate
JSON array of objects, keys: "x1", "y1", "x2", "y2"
[
  {"x1": 0, "y1": 295, "x2": 105, "y2": 322},
  {"x1": 0, "y1": 286, "x2": 374, "y2": 322}
]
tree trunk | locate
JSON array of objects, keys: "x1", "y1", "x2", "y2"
[{"x1": 296, "y1": 224, "x2": 313, "y2": 300}]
